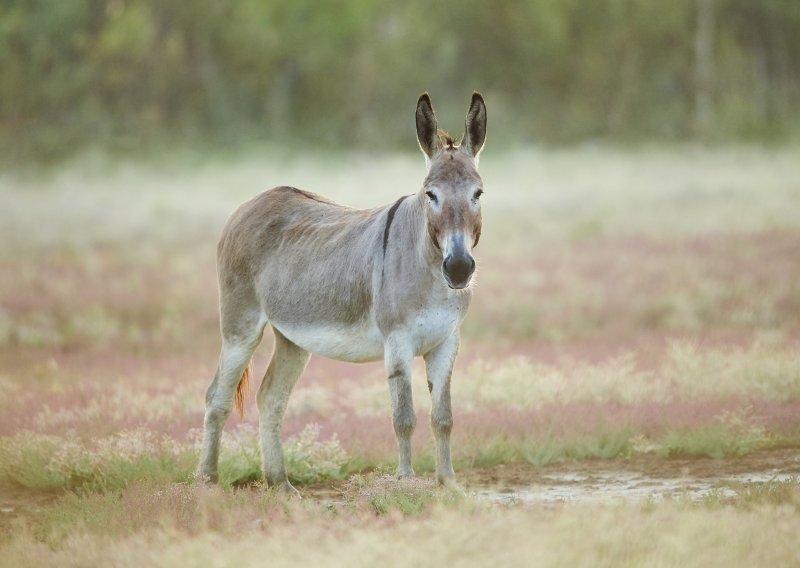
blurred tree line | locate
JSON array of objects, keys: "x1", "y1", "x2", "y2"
[{"x1": 2, "y1": 0, "x2": 799, "y2": 161}]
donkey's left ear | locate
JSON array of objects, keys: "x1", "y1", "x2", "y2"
[{"x1": 462, "y1": 92, "x2": 487, "y2": 160}]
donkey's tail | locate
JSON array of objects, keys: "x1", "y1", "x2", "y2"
[{"x1": 234, "y1": 361, "x2": 252, "y2": 420}]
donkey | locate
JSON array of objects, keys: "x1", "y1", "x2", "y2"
[{"x1": 198, "y1": 92, "x2": 487, "y2": 493}]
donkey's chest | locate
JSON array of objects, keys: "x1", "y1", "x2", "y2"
[{"x1": 405, "y1": 298, "x2": 467, "y2": 354}]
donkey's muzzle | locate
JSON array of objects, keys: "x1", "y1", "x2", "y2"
[{"x1": 442, "y1": 253, "x2": 475, "y2": 289}]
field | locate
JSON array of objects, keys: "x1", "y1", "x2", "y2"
[{"x1": 2, "y1": 145, "x2": 800, "y2": 566}]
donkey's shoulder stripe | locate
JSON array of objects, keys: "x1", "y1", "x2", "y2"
[{"x1": 383, "y1": 195, "x2": 409, "y2": 255}]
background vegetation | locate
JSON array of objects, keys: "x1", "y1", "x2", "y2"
[{"x1": 3, "y1": 0, "x2": 800, "y2": 162}]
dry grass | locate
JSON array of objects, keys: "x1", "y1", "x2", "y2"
[
  {"x1": 457, "y1": 340, "x2": 800, "y2": 407},
  {"x1": 2, "y1": 146, "x2": 800, "y2": 564},
  {"x1": 3, "y1": 479, "x2": 800, "y2": 567}
]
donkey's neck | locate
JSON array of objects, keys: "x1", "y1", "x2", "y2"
[
  {"x1": 398, "y1": 192, "x2": 443, "y2": 264},
  {"x1": 378, "y1": 192, "x2": 446, "y2": 295},
  {"x1": 374, "y1": 190, "x2": 469, "y2": 339}
]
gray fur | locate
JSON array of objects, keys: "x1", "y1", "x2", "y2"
[{"x1": 198, "y1": 93, "x2": 488, "y2": 491}]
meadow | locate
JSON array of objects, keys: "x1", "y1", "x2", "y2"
[{"x1": 1, "y1": 145, "x2": 800, "y2": 565}]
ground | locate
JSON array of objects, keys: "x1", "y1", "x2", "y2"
[{"x1": 1, "y1": 145, "x2": 800, "y2": 566}]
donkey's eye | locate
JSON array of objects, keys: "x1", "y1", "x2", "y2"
[
  {"x1": 474, "y1": 189, "x2": 484, "y2": 200},
  {"x1": 425, "y1": 191, "x2": 438, "y2": 203}
]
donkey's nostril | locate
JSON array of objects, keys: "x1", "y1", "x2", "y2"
[{"x1": 443, "y1": 254, "x2": 475, "y2": 288}]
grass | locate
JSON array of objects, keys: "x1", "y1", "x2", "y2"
[
  {"x1": 456, "y1": 341, "x2": 800, "y2": 408},
  {"x1": 655, "y1": 406, "x2": 773, "y2": 459},
  {"x1": 699, "y1": 477, "x2": 800, "y2": 509},
  {"x1": 0, "y1": 412, "x2": 785, "y2": 494},
  {"x1": 0, "y1": 430, "x2": 194, "y2": 492},
  {"x1": 2, "y1": 336, "x2": 799, "y2": 494},
  {"x1": 343, "y1": 474, "x2": 467, "y2": 515},
  {"x1": 3, "y1": 477, "x2": 800, "y2": 566},
  {"x1": 0, "y1": 424, "x2": 351, "y2": 492}
]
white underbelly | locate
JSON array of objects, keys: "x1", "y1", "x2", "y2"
[
  {"x1": 271, "y1": 320, "x2": 385, "y2": 363},
  {"x1": 271, "y1": 303, "x2": 464, "y2": 362}
]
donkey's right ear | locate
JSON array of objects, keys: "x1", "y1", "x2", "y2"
[
  {"x1": 416, "y1": 92, "x2": 439, "y2": 164},
  {"x1": 462, "y1": 92, "x2": 487, "y2": 160}
]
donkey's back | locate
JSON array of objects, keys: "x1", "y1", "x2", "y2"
[{"x1": 217, "y1": 185, "x2": 387, "y2": 362}]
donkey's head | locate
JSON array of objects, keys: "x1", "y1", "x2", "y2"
[{"x1": 416, "y1": 92, "x2": 487, "y2": 290}]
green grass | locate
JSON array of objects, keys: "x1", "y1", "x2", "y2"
[
  {"x1": 1, "y1": 422, "x2": 788, "y2": 496},
  {"x1": 0, "y1": 425, "x2": 350, "y2": 492},
  {"x1": 696, "y1": 477, "x2": 800, "y2": 510},
  {"x1": 657, "y1": 416, "x2": 772, "y2": 459},
  {"x1": 0, "y1": 430, "x2": 195, "y2": 492},
  {"x1": 454, "y1": 342, "x2": 800, "y2": 409}
]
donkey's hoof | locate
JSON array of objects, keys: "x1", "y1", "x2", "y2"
[
  {"x1": 273, "y1": 481, "x2": 302, "y2": 499},
  {"x1": 196, "y1": 471, "x2": 219, "y2": 485},
  {"x1": 396, "y1": 467, "x2": 416, "y2": 479}
]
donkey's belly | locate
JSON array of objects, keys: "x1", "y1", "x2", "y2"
[
  {"x1": 270, "y1": 320, "x2": 385, "y2": 363},
  {"x1": 270, "y1": 298, "x2": 466, "y2": 363}
]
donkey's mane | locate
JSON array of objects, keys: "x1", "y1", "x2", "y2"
[{"x1": 437, "y1": 129, "x2": 459, "y2": 149}]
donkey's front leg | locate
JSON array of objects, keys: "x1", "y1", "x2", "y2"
[
  {"x1": 423, "y1": 332, "x2": 459, "y2": 485},
  {"x1": 384, "y1": 334, "x2": 416, "y2": 477}
]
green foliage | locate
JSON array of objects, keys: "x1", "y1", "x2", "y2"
[
  {"x1": 284, "y1": 424, "x2": 349, "y2": 484},
  {"x1": 656, "y1": 408, "x2": 773, "y2": 459},
  {"x1": 695, "y1": 477, "x2": 800, "y2": 510},
  {"x1": 218, "y1": 423, "x2": 349, "y2": 487},
  {"x1": 367, "y1": 486, "x2": 435, "y2": 515},
  {"x1": 2, "y1": 0, "x2": 800, "y2": 161},
  {"x1": 0, "y1": 424, "x2": 350, "y2": 492},
  {"x1": 0, "y1": 430, "x2": 195, "y2": 492}
]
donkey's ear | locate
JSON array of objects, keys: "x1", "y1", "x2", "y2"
[
  {"x1": 416, "y1": 92, "x2": 439, "y2": 162},
  {"x1": 462, "y1": 92, "x2": 487, "y2": 159}
]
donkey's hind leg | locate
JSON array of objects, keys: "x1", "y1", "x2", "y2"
[
  {"x1": 198, "y1": 308, "x2": 267, "y2": 483},
  {"x1": 257, "y1": 328, "x2": 310, "y2": 495}
]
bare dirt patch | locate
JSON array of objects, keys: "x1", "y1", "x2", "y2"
[
  {"x1": 461, "y1": 449, "x2": 800, "y2": 504},
  {"x1": 0, "y1": 483, "x2": 60, "y2": 532}
]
